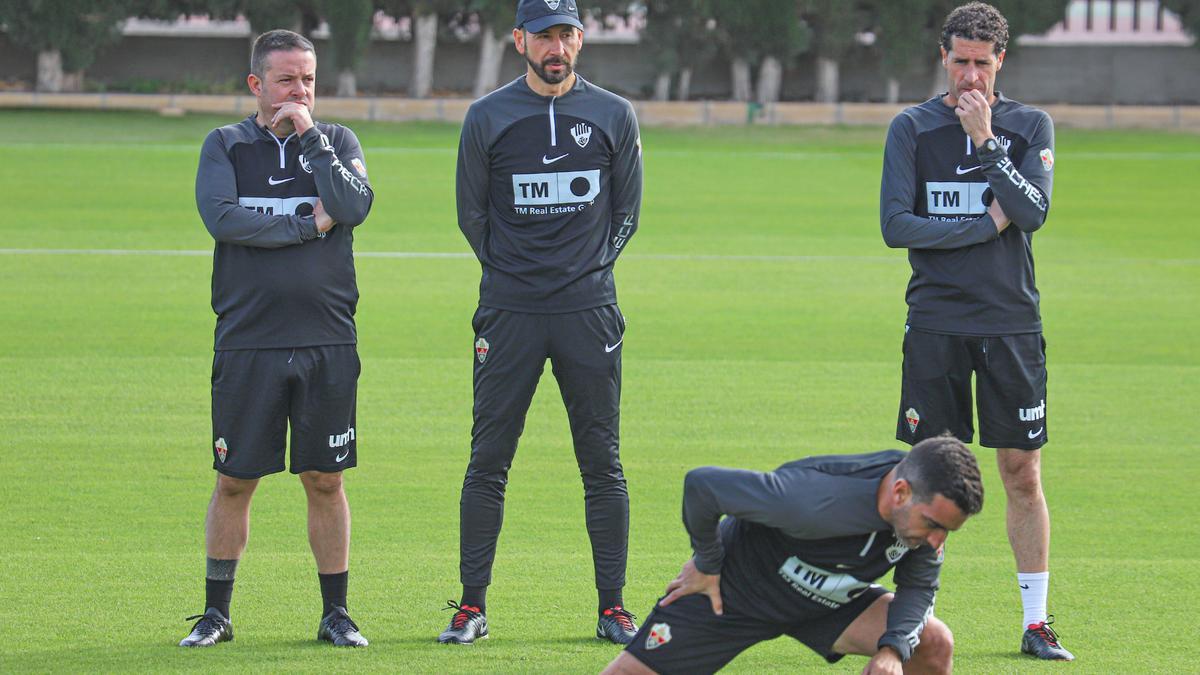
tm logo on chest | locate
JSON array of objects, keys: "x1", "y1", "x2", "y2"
[
  {"x1": 511, "y1": 169, "x2": 600, "y2": 215},
  {"x1": 924, "y1": 181, "x2": 988, "y2": 215}
]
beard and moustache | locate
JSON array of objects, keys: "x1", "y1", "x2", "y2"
[{"x1": 527, "y1": 53, "x2": 576, "y2": 85}]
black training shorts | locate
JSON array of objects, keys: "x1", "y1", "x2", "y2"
[
  {"x1": 897, "y1": 327, "x2": 1047, "y2": 450},
  {"x1": 623, "y1": 587, "x2": 886, "y2": 674},
  {"x1": 210, "y1": 345, "x2": 359, "y2": 478}
]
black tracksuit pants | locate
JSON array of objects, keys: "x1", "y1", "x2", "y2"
[{"x1": 459, "y1": 304, "x2": 628, "y2": 591}]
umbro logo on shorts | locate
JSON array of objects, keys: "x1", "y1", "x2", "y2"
[
  {"x1": 329, "y1": 426, "x2": 355, "y2": 449},
  {"x1": 1018, "y1": 399, "x2": 1046, "y2": 422}
]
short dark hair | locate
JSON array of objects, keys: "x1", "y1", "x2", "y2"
[
  {"x1": 896, "y1": 434, "x2": 984, "y2": 516},
  {"x1": 251, "y1": 29, "x2": 315, "y2": 77},
  {"x1": 941, "y1": 2, "x2": 1009, "y2": 55}
]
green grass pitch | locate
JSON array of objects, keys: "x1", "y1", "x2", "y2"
[{"x1": 0, "y1": 108, "x2": 1197, "y2": 672}]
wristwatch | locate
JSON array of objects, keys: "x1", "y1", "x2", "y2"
[{"x1": 983, "y1": 138, "x2": 999, "y2": 153}]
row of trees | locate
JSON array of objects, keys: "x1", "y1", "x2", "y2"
[
  {"x1": 0, "y1": 0, "x2": 631, "y2": 96},
  {"x1": 2, "y1": 1, "x2": 1199, "y2": 100},
  {"x1": 647, "y1": 0, "x2": 1084, "y2": 104}
]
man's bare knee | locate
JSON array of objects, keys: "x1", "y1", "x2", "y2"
[
  {"x1": 913, "y1": 619, "x2": 953, "y2": 675},
  {"x1": 214, "y1": 474, "x2": 258, "y2": 500},
  {"x1": 997, "y1": 450, "x2": 1042, "y2": 496},
  {"x1": 300, "y1": 470, "x2": 344, "y2": 498}
]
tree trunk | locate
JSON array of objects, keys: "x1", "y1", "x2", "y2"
[
  {"x1": 676, "y1": 67, "x2": 692, "y2": 101},
  {"x1": 410, "y1": 12, "x2": 438, "y2": 99},
  {"x1": 652, "y1": 72, "x2": 670, "y2": 101},
  {"x1": 37, "y1": 49, "x2": 64, "y2": 92},
  {"x1": 756, "y1": 56, "x2": 782, "y2": 104},
  {"x1": 885, "y1": 76, "x2": 900, "y2": 104},
  {"x1": 473, "y1": 26, "x2": 506, "y2": 98},
  {"x1": 730, "y1": 57, "x2": 751, "y2": 102},
  {"x1": 815, "y1": 56, "x2": 839, "y2": 103},
  {"x1": 337, "y1": 69, "x2": 357, "y2": 97},
  {"x1": 61, "y1": 71, "x2": 84, "y2": 93}
]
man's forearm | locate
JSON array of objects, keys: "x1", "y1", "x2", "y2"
[
  {"x1": 881, "y1": 210, "x2": 1000, "y2": 249},
  {"x1": 299, "y1": 128, "x2": 372, "y2": 226}
]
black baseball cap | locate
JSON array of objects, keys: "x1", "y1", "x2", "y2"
[{"x1": 515, "y1": 0, "x2": 583, "y2": 33}]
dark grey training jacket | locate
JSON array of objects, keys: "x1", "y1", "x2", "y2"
[
  {"x1": 457, "y1": 74, "x2": 642, "y2": 313},
  {"x1": 881, "y1": 93, "x2": 1055, "y2": 336},
  {"x1": 683, "y1": 451, "x2": 942, "y2": 663},
  {"x1": 196, "y1": 115, "x2": 373, "y2": 350}
]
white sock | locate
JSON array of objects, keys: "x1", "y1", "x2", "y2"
[{"x1": 1018, "y1": 571, "x2": 1049, "y2": 630}]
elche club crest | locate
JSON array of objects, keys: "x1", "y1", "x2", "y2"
[
  {"x1": 215, "y1": 437, "x2": 229, "y2": 463},
  {"x1": 475, "y1": 337, "x2": 490, "y2": 364},
  {"x1": 905, "y1": 407, "x2": 920, "y2": 434},
  {"x1": 645, "y1": 622, "x2": 671, "y2": 650},
  {"x1": 1039, "y1": 148, "x2": 1054, "y2": 171},
  {"x1": 571, "y1": 122, "x2": 592, "y2": 148},
  {"x1": 544, "y1": 0, "x2": 560, "y2": 9},
  {"x1": 886, "y1": 536, "x2": 911, "y2": 563},
  {"x1": 299, "y1": 154, "x2": 313, "y2": 173}
]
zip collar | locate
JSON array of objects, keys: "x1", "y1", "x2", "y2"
[
  {"x1": 517, "y1": 75, "x2": 586, "y2": 149},
  {"x1": 247, "y1": 113, "x2": 297, "y2": 169}
]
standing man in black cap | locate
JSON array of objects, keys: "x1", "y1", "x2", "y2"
[{"x1": 437, "y1": 0, "x2": 643, "y2": 647}]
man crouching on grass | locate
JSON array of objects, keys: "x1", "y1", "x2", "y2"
[{"x1": 603, "y1": 435, "x2": 983, "y2": 674}]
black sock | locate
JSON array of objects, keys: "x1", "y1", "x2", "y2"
[
  {"x1": 319, "y1": 571, "x2": 348, "y2": 616},
  {"x1": 599, "y1": 589, "x2": 624, "y2": 614},
  {"x1": 461, "y1": 585, "x2": 487, "y2": 614},
  {"x1": 205, "y1": 578, "x2": 234, "y2": 619}
]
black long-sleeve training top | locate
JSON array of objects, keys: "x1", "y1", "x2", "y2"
[
  {"x1": 880, "y1": 93, "x2": 1055, "y2": 336},
  {"x1": 456, "y1": 74, "x2": 642, "y2": 313},
  {"x1": 196, "y1": 115, "x2": 373, "y2": 350},
  {"x1": 683, "y1": 451, "x2": 942, "y2": 662}
]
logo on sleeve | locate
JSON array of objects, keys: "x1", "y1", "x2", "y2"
[
  {"x1": 645, "y1": 623, "x2": 671, "y2": 650},
  {"x1": 475, "y1": 337, "x2": 490, "y2": 364},
  {"x1": 350, "y1": 157, "x2": 367, "y2": 178},
  {"x1": 570, "y1": 123, "x2": 592, "y2": 148},
  {"x1": 1039, "y1": 148, "x2": 1054, "y2": 171},
  {"x1": 299, "y1": 154, "x2": 313, "y2": 173}
]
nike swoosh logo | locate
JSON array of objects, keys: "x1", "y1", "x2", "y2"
[
  {"x1": 542, "y1": 153, "x2": 569, "y2": 165},
  {"x1": 335, "y1": 449, "x2": 350, "y2": 462},
  {"x1": 1028, "y1": 428, "x2": 1043, "y2": 439},
  {"x1": 1019, "y1": 584, "x2": 1030, "y2": 589},
  {"x1": 268, "y1": 176, "x2": 295, "y2": 185},
  {"x1": 604, "y1": 339, "x2": 622, "y2": 353},
  {"x1": 835, "y1": 564, "x2": 855, "y2": 570},
  {"x1": 955, "y1": 164, "x2": 981, "y2": 175}
]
